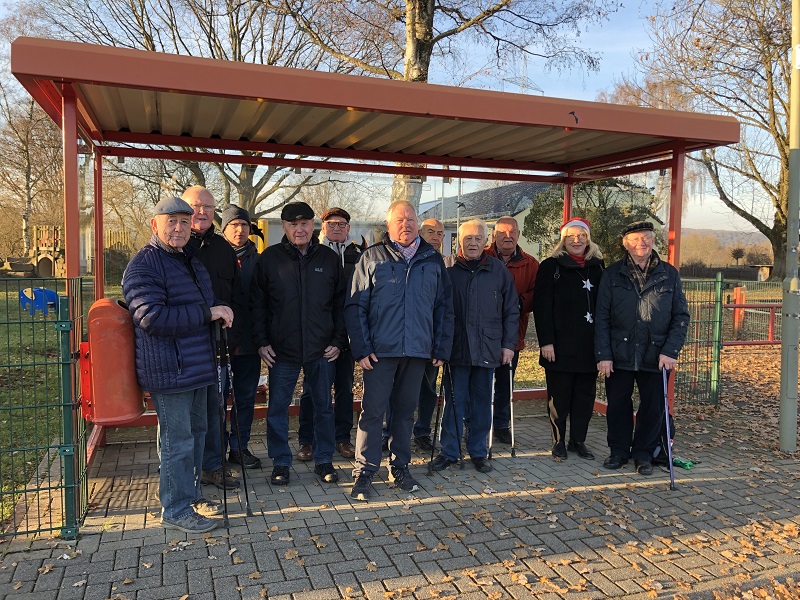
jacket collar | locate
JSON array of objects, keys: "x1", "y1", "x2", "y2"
[
  {"x1": 381, "y1": 232, "x2": 435, "y2": 264},
  {"x1": 455, "y1": 251, "x2": 491, "y2": 271},
  {"x1": 280, "y1": 234, "x2": 319, "y2": 259}
]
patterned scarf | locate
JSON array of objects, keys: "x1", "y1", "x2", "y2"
[
  {"x1": 391, "y1": 236, "x2": 421, "y2": 263},
  {"x1": 626, "y1": 252, "x2": 659, "y2": 291}
]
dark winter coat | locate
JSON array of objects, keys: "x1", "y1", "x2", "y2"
[
  {"x1": 345, "y1": 234, "x2": 454, "y2": 362},
  {"x1": 594, "y1": 255, "x2": 690, "y2": 372},
  {"x1": 229, "y1": 240, "x2": 259, "y2": 355},
  {"x1": 122, "y1": 236, "x2": 217, "y2": 394},
  {"x1": 447, "y1": 254, "x2": 519, "y2": 368},
  {"x1": 486, "y1": 244, "x2": 539, "y2": 350},
  {"x1": 250, "y1": 236, "x2": 347, "y2": 364},
  {"x1": 533, "y1": 253, "x2": 604, "y2": 373}
]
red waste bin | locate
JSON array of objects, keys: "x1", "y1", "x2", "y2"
[{"x1": 86, "y1": 298, "x2": 144, "y2": 425}]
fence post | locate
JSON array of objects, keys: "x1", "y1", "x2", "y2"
[
  {"x1": 733, "y1": 286, "x2": 746, "y2": 338},
  {"x1": 711, "y1": 273, "x2": 724, "y2": 406},
  {"x1": 57, "y1": 295, "x2": 78, "y2": 539}
]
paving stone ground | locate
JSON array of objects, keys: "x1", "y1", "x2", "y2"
[{"x1": 2, "y1": 401, "x2": 799, "y2": 599}]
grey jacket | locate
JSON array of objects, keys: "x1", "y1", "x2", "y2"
[{"x1": 594, "y1": 255, "x2": 690, "y2": 372}]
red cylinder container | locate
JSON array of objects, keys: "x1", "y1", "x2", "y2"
[{"x1": 87, "y1": 298, "x2": 144, "y2": 425}]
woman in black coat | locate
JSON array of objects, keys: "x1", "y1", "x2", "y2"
[{"x1": 533, "y1": 218, "x2": 604, "y2": 461}]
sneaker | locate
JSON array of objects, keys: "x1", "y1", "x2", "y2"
[
  {"x1": 314, "y1": 463, "x2": 339, "y2": 483},
  {"x1": 389, "y1": 464, "x2": 419, "y2": 492},
  {"x1": 296, "y1": 445, "x2": 313, "y2": 462},
  {"x1": 228, "y1": 449, "x2": 262, "y2": 469},
  {"x1": 493, "y1": 428, "x2": 512, "y2": 444},
  {"x1": 430, "y1": 455, "x2": 456, "y2": 472},
  {"x1": 271, "y1": 465, "x2": 290, "y2": 486},
  {"x1": 471, "y1": 457, "x2": 493, "y2": 473},
  {"x1": 351, "y1": 472, "x2": 375, "y2": 501},
  {"x1": 201, "y1": 467, "x2": 240, "y2": 490},
  {"x1": 161, "y1": 511, "x2": 218, "y2": 534},
  {"x1": 192, "y1": 497, "x2": 223, "y2": 517},
  {"x1": 414, "y1": 436, "x2": 434, "y2": 452}
]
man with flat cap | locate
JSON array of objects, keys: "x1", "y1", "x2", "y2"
[
  {"x1": 296, "y1": 207, "x2": 362, "y2": 462},
  {"x1": 123, "y1": 197, "x2": 233, "y2": 533},
  {"x1": 594, "y1": 221, "x2": 689, "y2": 476},
  {"x1": 250, "y1": 201, "x2": 347, "y2": 486}
]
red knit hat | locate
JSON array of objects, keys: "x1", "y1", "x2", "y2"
[{"x1": 560, "y1": 217, "x2": 590, "y2": 237}]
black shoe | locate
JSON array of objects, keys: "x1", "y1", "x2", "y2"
[
  {"x1": 414, "y1": 436, "x2": 434, "y2": 452},
  {"x1": 471, "y1": 457, "x2": 493, "y2": 473},
  {"x1": 551, "y1": 442, "x2": 567, "y2": 459},
  {"x1": 567, "y1": 440, "x2": 595, "y2": 460},
  {"x1": 314, "y1": 462, "x2": 339, "y2": 483},
  {"x1": 270, "y1": 465, "x2": 290, "y2": 486},
  {"x1": 201, "y1": 467, "x2": 240, "y2": 490},
  {"x1": 389, "y1": 464, "x2": 420, "y2": 491},
  {"x1": 381, "y1": 437, "x2": 389, "y2": 453},
  {"x1": 351, "y1": 472, "x2": 375, "y2": 501},
  {"x1": 430, "y1": 455, "x2": 457, "y2": 472},
  {"x1": 603, "y1": 454, "x2": 628, "y2": 470},
  {"x1": 635, "y1": 460, "x2": 653, "y2": 476},
  {"x1": 228, "y1": 449, "x2": 262, "y2": 469},
  {"x1": 493, "y1": 428, "x2": 512, "y2": 444}
]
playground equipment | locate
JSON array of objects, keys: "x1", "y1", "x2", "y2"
[{"x1": 19, "y1": 287, "x2": 60, "y2": 316}]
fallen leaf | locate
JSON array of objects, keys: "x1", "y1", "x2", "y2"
[
  {"x1": 248, "y1": 571, "x2": 262, "y2": 579},
  {"x1": 38, "y1": 564, "x2": 54, "y2": 574},
  {"x1": 284, "y1": 549, "x2": 298, "y2": 559},
  {"x1": 366, "y1": 561, "x2": 378, "y2": 572}
]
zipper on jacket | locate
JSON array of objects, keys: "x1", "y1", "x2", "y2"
[{"x1": 175, "y1": 343, "x2": 183, "y2": 375}]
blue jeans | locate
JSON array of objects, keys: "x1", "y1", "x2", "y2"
[
  {"x1": 151, "y1": 387, "x2": 207, "y2": 520},
  {"x1": 203, "y1": 368, "x2": 227, "y2": 472},
  {"x1": 229, "y1": 353, "x2": 261, "y2": 452},
  {"x1": 440, "y1": 365, "x2": 493, "y2": 461},
  {"x1": 298, "y1": 349, "x2": 355, "y2": 445},
  {"x1": 267, "y1": 358, "x2": 334, "y2": 466}
]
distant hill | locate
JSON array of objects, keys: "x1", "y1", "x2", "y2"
[{"x1": 682, "y1": 228, "x2": 768, "y2": 247}]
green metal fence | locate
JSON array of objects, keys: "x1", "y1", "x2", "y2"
[{"x1": 0, "y1": 277, "x2": 88, "y2": 538}]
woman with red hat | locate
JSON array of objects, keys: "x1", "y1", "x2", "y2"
[{"x1": 533, "y1": 218, "x2": 604, "y2": 461}]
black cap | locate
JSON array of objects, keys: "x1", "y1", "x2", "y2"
[
  {"x1": 153, "y1": 196, "x2": 193, "y2": 216},
  {"x1": 621, "y1": 221, "x2": 654, "y2": 237},
  {"x1": 220, "y1": 205, "x2": 251, "y2": 232},
  {"x1": 321, "y1": 207, "x2": 351, "y2": 223},
  {"x1": 280, "y1": 201, "x2": 314, "y2": 222}
]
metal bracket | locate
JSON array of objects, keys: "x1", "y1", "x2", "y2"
[
  {"x1": 60, "y1": 525, "x2": 78, "y2": 539},
  {"x1": 58, "y1": 445, "x2": 76, "y2": 456},
  {"x1": 55, "y1": 321, "x2": 73, "y2": 331}
]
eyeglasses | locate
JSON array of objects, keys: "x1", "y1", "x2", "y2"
[
  {"x1": 190, "y1": 203, "x2": 215, "y2": 213},
  {"x1": 565, "y1": 233, "x2": 588, "y2": 241},
  {"x1": 324, "y1": 221, "x2": 348, "y2": 229},
  {"x1": 626, "y1": 235, "x2": 653, "y2": 244}
]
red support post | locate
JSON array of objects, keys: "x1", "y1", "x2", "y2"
[
  {"x1": 563, "y1": 180, "x2": 573, "y2": 224},
  {"x1": 93, "y1": 148, "x2": 104, "y2": 300},
  {"x1": 62, "y1": 85, "x2": 80, "y2": 280},
  {"x1": 667, "y1": 144, "x2": 685, "y2": 268}
]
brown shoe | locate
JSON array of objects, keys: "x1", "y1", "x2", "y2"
[
  {"x1": 336, "y1": 442, "x2": 356, "y2": 459},
  {"x1": 296, "y1": 444, "x2": 313, "y2": 462}
]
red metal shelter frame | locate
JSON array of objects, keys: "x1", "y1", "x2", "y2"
[{"x1": 11, "y1": 37, "x2": 739, "y2": 456}]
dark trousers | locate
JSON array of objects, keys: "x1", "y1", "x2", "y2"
[
  {"x1": 354, "y1": 357, "x2": 427, "y2": 477},
  {"x1": 604, "y1": 369, "x2": 665, "y2": 462},
  {"x1": 228, "y1": 353, "x2": 261, "y2": 452},
  {"x1": 382, "y1": 361, "x2": 439, "y2": 440},
  {"x1": 298, "y1": 349, "x2": 355, "y2": 445},
  {"x1": 492, "y1": 350, "x2": 520, "y2": 430},
  {"x1": 546, "y1": 370, "x2": 597, "y2": 446}
]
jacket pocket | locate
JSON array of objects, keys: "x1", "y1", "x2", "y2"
[
  {"x1": 610, "y1": 330, "x2": 632, "y2": 365},
  {"x1": 481, "y1": 327, "x2": 502, "y2": 365},
  {"x1": 644, "y1": 333, "x2": 666, "y2": 368}
]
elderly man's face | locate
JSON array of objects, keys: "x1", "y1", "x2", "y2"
[
  {"x1": 563, "y1": 226, "x2": 589, "y2": 258},
  {"x1": 623, "y1": 231, "x2": 655, "y2": 260},
  {"x1": 322, "y1": 217, "x2": 349, "y2": 243},
  {"x1": 223, "y1": 219, "x2": 251, "y2": 248},
  {"x1": 182, "y1": 188, "x2": 216, "y2": 233},
  {"x1": 151, "y1": 213, "x2": 192, "y2": 249},
  {"x1": 387, "y1": 204, "x2": 419, "y2": 247},
  {"x1": 493, "y1": 220, "x2": 519, "y2": 255},
  {"x1": 282, "y1": 218, "x2": 314, "y2": 251},
  {"x1": 460, "y1": 225, "x2": 486, "y2": 260},
  {"x1": 420, "y1": 221, "x2": 445, "y2": 252}
]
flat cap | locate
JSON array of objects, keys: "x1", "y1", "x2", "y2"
[
  {"x1": 621, "y1": 221, "x2": 654, "y2": 237},
  {"x1": 280, "y1": 201, "x2": 314, "y2": 222},
  {"x1": 321, "y1": 207, "x2": 351, "y2": 223},
  {"x1": 154, "y1": 196, "x2": 194, "y2": 216}
]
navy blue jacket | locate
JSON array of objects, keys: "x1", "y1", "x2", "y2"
[
  {"x1": 122, "y1": 236, "x2": 217, "y2": 393},
  {"x1": 594, "y1": 255, "x2": 690, "y2": 372},
  {"x1": 447, "y1": 254, "x2": 519, "y2": 368},
  {"x1": 345, "y1": 234, "x2": 454, "y2": 362}
]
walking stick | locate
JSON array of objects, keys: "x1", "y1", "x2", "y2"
[
  {"x1": 662, "y1": 367, "x2": 676, "y2": 491},
  {"x1": 214, "y1": 322, "x2": 229, "y2": 528},
  {"x1": 509, "y1": 367, "x2": 516, "y2": 458},
  {"x1": 427, "y1": 366, "x2": 445, "y2": 476},
  {"x1": 445, "y1": 363, "x2": 464, "y2": 469},
  {"x1": 488, "y1": 371, "x2": 495, "y2": 460},
  {"x1": 221, "y1": 328, "x2": 254, "y2": 517}
]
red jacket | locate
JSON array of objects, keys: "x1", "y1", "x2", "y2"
[{"x1": 487, "y1": 244, "x2": 539, "y2": 350}]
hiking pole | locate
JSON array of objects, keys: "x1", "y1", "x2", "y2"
[
  {"x1": 662, "y1": 367, "x2": 676, "y2": 491},
  {"x1": 446, "y1": 363, "x2": 464, "y2": 469},
  {"x1": 427, "y1": 366, "x2": 445, "y2": 476},
  {"x1": 221, "y1": 328, "x2": 253, "y2": 517},
  {"x1": 488, "y1": 371, "x2": 495, "y2": 460},
  {"x1": 214, "y1": 322, "x2": 229, "y2": 528},
  {"x1": 509, "y1": 366, "x2": 516, "y2": 458}
]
